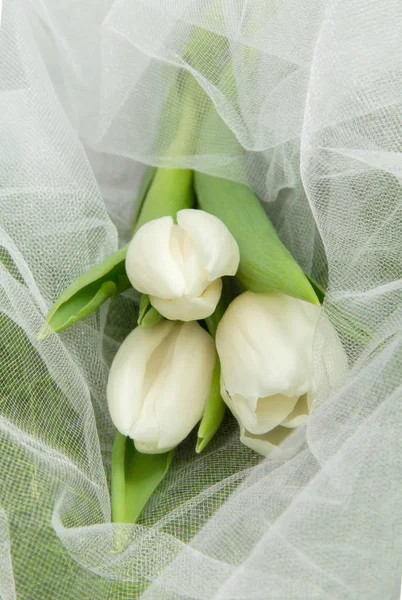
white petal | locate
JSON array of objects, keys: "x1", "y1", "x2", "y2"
[
  {"x1": 107, "y1": 321, "x2": 175, "y2": 436},
  {"x1": 132, "y1": 321, "x2": 216, "y2": 451},
  {"x1": 239, "y1": 425, "x2": 292, "y2": 457},
  {"x1": 281, "y1": 393, "x2": 309, "y2": 428},
  {"x1": 170, "y1": 224, "x2": 210, "y2": 297},
  {"x1": 177, "y1": 209, "x2": 240, "y2": 281},
  {"x1": 156, "y1": 321, "x2": 215, "y2": 450},
  {"x1": 216, "y1": 292, "x2": 320, "y2": 401},
  {"x1": 150, "y1": 278, "x2": 222, "y2": 321},
  {"x1": 134, "y1": 440, "x2": 173, "y2": 454},
  {"x1": 125, "y1": 217, "x2": 185, "y2": 299},
  {"x1": 229, "y1": 392, "x2": 299, "y2": 435},
  {"x1": 222, "y1": 385, "x2": 299, "y2": 457}
]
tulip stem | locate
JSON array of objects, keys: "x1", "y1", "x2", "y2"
[
  {"x1": 204, "y1": 277, "x2": 233, "y2": 337},
  {"x1": 196, "y1": 358, "x2": 225, "y2": 453},
  {"x1": 131, "y1": 166, "x2": 157, "y2": 233},
  {"x1": 111, "y1": 431, "x2": 127, "y2": 523},
  {"x1": 197, "y1": 279, "x2": 233, "y2": 453}
]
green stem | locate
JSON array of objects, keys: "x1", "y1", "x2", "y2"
[
  {"x1": 131, "y1": 166, "x2": 157, "y2": 232},
  {"x1": 196, "y1": 358, "x2": 225, "y2": 453},
  {"x1": 167, "y1": 73, "x2": 199, "y2": 158},
  {"x1": 111, "y1": 432, "x2": 127, "y2": 523},
  {"x1": 196, "y1": 279, "x2": 234, "y2": 452},
  {"x1": 204, "y1": 277, "x2": 232, "y2": 337}
]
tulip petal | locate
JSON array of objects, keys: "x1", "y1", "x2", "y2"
[
  {"x1": 177, "y1": 209, "x2": 240, "y2": 281},
  {"x1": 150, "y1": 278, "x2": 222, "y2": 321},
  {"x1": 125, "y1": 217, "x2": 185, "y2": 299},
  {"x1": 157, "y1": 322, "x2": 216, "y2": 450},
  {"x1": 131, "y1": 322, "x2": 216, "y2": 452},
  {"x1": 170, "y1": 224, "x2": 211, "y2": 297},
  {"x1": 230, "y1": 392, "x2": 299, "y2": 435},
  {"x1": 239, "y1": 426, "x2": 293, "y2": 458},
  {"x1": 222, "y1": 389, "x2": 298, "y2": 457},
  {"x1": 107, "y1": 321, "x2": 175, "y2": 437},
  {"x1": 216, "y1": 292, "x2": 320, "y2": 401},
  {"x1": 281, "y1": 393, "x2": 309, "y2": 428},
  {"x1": 134, "y1": 440, "x2": 174, "y2": 454}
]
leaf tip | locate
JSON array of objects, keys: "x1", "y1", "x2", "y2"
[
  {"x1": 37, "y1": 322, "x2": 53, "y2": 340},
  {"x1": 196, "y1": 436, "x2": 207, "y2": 454}
]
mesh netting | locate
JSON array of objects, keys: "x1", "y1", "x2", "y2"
[{"x1": 0, "y1": 0, "x2": 401, "y2": 598}]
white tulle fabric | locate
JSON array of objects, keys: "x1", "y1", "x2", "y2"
[{"x1": 0, "y1": 0, "x2": 401, "y2": 598}]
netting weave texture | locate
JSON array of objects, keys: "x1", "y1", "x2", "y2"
[{"x1": 0, "y1": 0, "x2": 401, "y2": 598}]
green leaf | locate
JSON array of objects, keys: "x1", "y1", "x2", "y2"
[
  {"x1": 137, "y1": 294, "x2": 164, "y2": 328},
  {"x1": 40, "y1": 167, "x2": 157, "y2": 338},
  {"x1": 111, "y1": 432, "x2": 174, "y2": 524},
  {"x1": 41, "y1": 166, "x2": 194, "y2": 336},
  {"x1": 196, "y1": 359, "x2": 225, "y2": 454},
  {"x1": 134, "y1": 167, "x2": 194, "y2": 232},
  {"x1": 194, "y1": 172, "x2": 319, "y2": 305},
  {"x1": 39, "y1": 244, "x2": 131, "y2": 338},
  {"x1": 131, "y1": 166, "x2": 157, "y2": 230}
]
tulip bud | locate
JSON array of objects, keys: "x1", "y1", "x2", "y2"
[
  {"x1": 125, "y1": 209, "x2": 240, "y2": 322},
  {"x1": 107, "y1": 320, "x2": 216, "y2": 453},
  {"x1": 216, "y1": 292, "x2": 321, "y2": 456}
]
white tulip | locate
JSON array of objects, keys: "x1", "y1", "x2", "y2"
[
  {"x1": 216, "y1": 292, "x2": 322, "y2": 457},
  {"x1": 125, "y1": 209, "x2": 240, "y2": 321},
  {"x1": 107, "y1": 320, "x2": 216, "y2": 453}
]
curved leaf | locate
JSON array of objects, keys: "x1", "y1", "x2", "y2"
[
  {"x1": 39, "y1": 245, "x2": 130, "y2": 337},
  {"x1": 112, "y1": 433, "x2": 174, "y2": 524},
  {"x1": 194, "y1": 172, "x2": 319, "y2": 305},
  {"x1": 41, "y1": 166, "x2": 194, "y2": 336}
]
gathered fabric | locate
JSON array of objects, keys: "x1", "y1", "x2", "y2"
[{"x1": 0, "y1": 0, "x2": 401, "y2": 598}]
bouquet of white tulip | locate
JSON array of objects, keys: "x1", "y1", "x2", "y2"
[
  {"x1": 2, "y1": 0, "x2": 400, "y2": 597},
  {"x1": 35, "y1": 12, "x2": 352, "y2": 526},
  {"x1": 42, "y1": 155, "x2": 346, "y2": 523}
]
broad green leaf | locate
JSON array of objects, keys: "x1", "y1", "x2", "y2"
[
  {"x1": 40, "y1": 166, "x2": 157, "y2": 337},
  {"x1": 194, "y1": 172, "x2": 319, "y2": 305},
  {"x1": 42, "y1": 167, "x2": 194, "y2": 336},
  {"x1": 39, "y1": 245, "x2": 130, "y2": 337},
  {"x1": 124, "y1": 441, "x2": 174, "y2": 524},
  {"x1": 196, "y1": 359, "x2": 225, "y2": 454},
  {"x1": 134, "y1": 167, "x2": 194, "y2": 231},
  {"x1": 111, "y1": 432, "x2": 174, "y2": 524}
]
